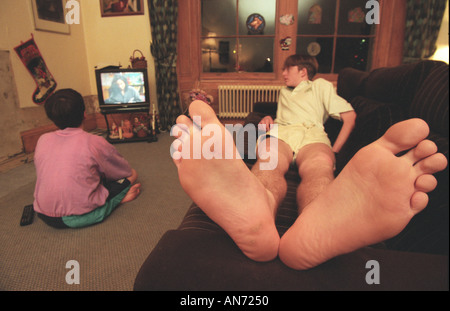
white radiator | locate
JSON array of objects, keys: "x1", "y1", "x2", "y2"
[{"x1": 218, "y1": 85, "x2": 283, "y2": 118}]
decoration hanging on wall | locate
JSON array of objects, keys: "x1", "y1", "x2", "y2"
[
  {"x1": 14, "y1": 35, "x2": 57, "y2": 105},
  {"x1": 280, "y1": 14, "x2": 294, "y2": 26},
  {"x1": 348, "y1": 7, "x2": 365, "y2": 23},
  {"x1": 307, "y1": 42, "x2": 321, "y2": 56},
  {"x1": 280, "y1": 37, "x2": 292, "y2": 50},
  {"x1": 308, "y1": 5, "x2": 323, "y2": 24},
  {"x1": 100, "y1": 0, "x2": 145, "y2": 17},
  {"x1": 246, "y1": 13, "x2": 265, "y2": 34}
]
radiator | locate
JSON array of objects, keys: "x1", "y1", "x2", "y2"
[{"x1": 218, "y1": 85, "x2": 283, "y2": 118}]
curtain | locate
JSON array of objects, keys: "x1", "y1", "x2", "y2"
[
  {"x1": 403, "y1": 0, "x2": 447, "y2": 63},
  {"x1": 148, "y1": 0, "x2": 181, "y2": 130}
]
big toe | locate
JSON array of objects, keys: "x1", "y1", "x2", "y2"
[
  {"x1": 377, "y1": 118, "x2": 429, "y2": 155},
  {"x1": 189, "y1": 100, "x2": 221, "y2": 127}
]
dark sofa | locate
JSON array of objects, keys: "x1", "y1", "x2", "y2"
[{"x1": 134, "y1": 60, "x2": 449, "y2": 291}]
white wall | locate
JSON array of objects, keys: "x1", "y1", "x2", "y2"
[
  {"x1": 0, "y1": 0, "x2": 91, "y2": 108},
  {"x1": 81, "y1": 0, "x2": 157, "y2": 108},
  {"x1": 0, "y1": 0, "x2": 157, "y2": 109}
]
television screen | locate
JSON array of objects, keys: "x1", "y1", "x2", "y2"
[{"x1": 95, "y1": 68, "x2": 150, "y2": 110}]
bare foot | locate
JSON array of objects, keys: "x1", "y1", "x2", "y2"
[
  {"x1": 279, "y1": 118, "x2": 448, "y2": 270},
  {"x1": 121, "y1": 183, "x2": 141, "y2": 203},
  {"x1": 172, "y1": 100, "x2": 280, "y2": 261}
]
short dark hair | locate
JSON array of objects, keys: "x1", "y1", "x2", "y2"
[
  {"x1": 44, "y1": 89, "x2": 85, "y2": 129},
  {"x1": 283, "y1": 54, "x2": 319, "y2": 80}
]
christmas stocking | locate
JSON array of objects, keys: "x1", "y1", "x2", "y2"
[{"x1": 14, "y1": 36, "x2": 57, "y2": 104}]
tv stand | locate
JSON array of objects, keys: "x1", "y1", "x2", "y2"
[{"x1": 101, "y1": 107, "x2": 158, "y2": 144}]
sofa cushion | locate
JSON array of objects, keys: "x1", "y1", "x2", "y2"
[
  {"x1": 361, "y1": 61, "x2": 440, "y2": 111},
  {"x1": 253, "y1": 101, "x2": 278, "y2": 116},
  {"x1": 337, "y1": 67, "x2": 369, "y2": 102},
  {"x1": 409, "y1": 61, "x2": 449, "y2": 137}
]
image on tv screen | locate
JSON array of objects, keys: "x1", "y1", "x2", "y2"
[{"x1": 100, "y1": 72, "x2": 146, "y2": 104}]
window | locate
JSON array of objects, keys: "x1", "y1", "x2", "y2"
[
  {"x1": 178, "y1": 0, "x2": 405, "y2": 94},
  {"x1": 201, "y1": 0, "x2": 277, "y2": 73},
  {"x1": 200, "y1": 0, "x2": 377, "y2": 76},
  {"x1": 296, "y1": 0, "x2": 376, "y2": 73}
]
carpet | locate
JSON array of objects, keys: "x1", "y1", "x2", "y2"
[{"x1": 0, "y1": 131, "x2": 192, "y2": 291}]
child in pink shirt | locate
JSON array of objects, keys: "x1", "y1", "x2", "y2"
[{"x1": 33, "y1": 89, "x2": 141, "y2": 228}]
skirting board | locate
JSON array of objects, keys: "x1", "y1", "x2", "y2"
[{"x1": 20, "y1": 113, "x2": 99, "y2": 154}]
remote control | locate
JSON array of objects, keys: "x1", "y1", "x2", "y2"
[{"x1": 20, "y1": 204, "x2": 35, "y2": 226}]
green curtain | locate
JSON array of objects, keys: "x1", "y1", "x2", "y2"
[
  {"x1": 148, "y1": 0, "x2": 181, "y2": 130},
  {"x1": 403, "y1": 0, "x2": 447, "y2": 63}
]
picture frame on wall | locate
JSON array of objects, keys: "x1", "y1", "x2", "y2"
[
  {"x1": 31, "y1": 0, "x2": 70, "y2": 34},
  {"x1": 100, "y1": 0, "x2": 144, "y2": 17}
]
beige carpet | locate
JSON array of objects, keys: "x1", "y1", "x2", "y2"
[{"x1": 0, "y1": 131, "x2": 192, "y2": 291}]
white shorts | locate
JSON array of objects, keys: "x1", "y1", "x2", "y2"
[{"x1": 258, "y1": 123, "x2": 331, "y2": 160}]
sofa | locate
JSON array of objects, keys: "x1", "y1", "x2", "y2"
[{"x1": 134, "y1": 60, "x2": 448, "y2": 291}]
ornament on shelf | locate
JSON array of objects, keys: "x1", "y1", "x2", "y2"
[
  {"x1": 280, "y1": 37, "x2": 292, "y2": 50},
  {"x1": 122, "y1": 120, "x2": 134, "y2": 139},
  {"x1": 280, "y1": 14, "x2": 294, "y2": 26},
  {"x1": 109, "y1": 122, "x2": 120, "y2": 139}
]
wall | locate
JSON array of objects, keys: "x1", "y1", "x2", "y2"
[
  {"x1": 80, "y1": 0, "x2": 157, "y2": 107},
  {"x1": 0, "y1": 0, "x2": 91, "y2": 107},
  {"x1": 0, "y1": 0, "x2": 156, "y2": 160},
  {"x1": 430, "y1": 0, "x2": 449, "y2": 64},
  {"x1": 0, "y1": 50, "x2": 28, "y2": 158}
]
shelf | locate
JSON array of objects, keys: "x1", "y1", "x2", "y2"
[{"x1": 101, "y1": 105, "x2": 158, "y2": 144}]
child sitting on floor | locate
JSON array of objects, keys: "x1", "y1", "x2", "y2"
[{"x1": 33, "y1": 89, "x2": 141, "y2": 228}]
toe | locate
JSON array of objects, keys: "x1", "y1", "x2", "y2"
[
  {"x1": 415, "y1": 174, "x2": 438, "y2": 193},
  {"x1": 414, "y1": 152, "x2": 448, "y2": 175},
  {"x1": 170, "y1": 122, "x2": 192, "y2": 164},
  {"x1": 176, "y1": 115, "x2": 193, "y2": 132},
  {"x1": 403, "y1": 140, "x2": 437, "y2": 164},
  {"x1": 377, "y1": 118, "x2": 429, "y2": 155},
  {"x1": 189, "y1": 100, "x2": 222, "y2": 126},
  {"x1": 410, "y1": 191, "x2": 429, "y2": 214}
]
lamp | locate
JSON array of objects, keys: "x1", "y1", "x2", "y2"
[{"x1": 202, "y1": 32, "x2": 217, "y2": 71}]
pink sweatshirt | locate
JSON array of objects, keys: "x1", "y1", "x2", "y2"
[{"x1": 33, "y1": 128, "x2": 132, "y2": 217}]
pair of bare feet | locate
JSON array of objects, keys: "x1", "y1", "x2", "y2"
[{"x1": 172, "y1": 100, "x2": 447, "y2": 270}]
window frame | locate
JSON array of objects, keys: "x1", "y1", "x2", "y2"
[
  {"x1": 177, "y1": 0, "x2": 406, "y2": 111},
  {"x1": 295, "y1": 0, "x2": 378, "y2": 74},
  {"x1": 199, "y1": 0, "x2": 280, "y2": 81},
  {"x1": 197, "y1": 0, "x2": 383, "y2": 82}
]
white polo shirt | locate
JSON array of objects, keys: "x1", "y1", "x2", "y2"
[{"x1": 275, "y1": 78, "x2": 354, "y2": 130}]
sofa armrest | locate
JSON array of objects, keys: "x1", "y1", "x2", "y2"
[{"x1": 134, "y1": 229, "x2": 449, "y2": 291}]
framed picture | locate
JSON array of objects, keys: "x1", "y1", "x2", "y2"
[
  {"x1": 31, "y1": 0, "x2": 70, "y2": 34},
  {"x1": 100, "y1": 0, "x2": 144, "y2": 17}
]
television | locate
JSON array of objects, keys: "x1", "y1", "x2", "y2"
[{"x1": 95, "y1": 67, "x2": 150, "y2": 111}]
